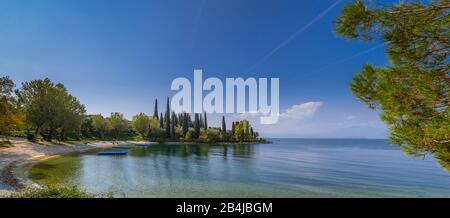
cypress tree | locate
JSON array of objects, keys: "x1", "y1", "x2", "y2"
[
  {"x1": 188, "y1": 114, "x2": 193, "y2": 127},
  {"x1": 203, "y1": 112, "x2": 208, "y2": 130},
  {"x1": 182, "y1": 113, "x2": 188, "y2": 136},
  {"x1": 153, "y1": 99, "x2": 158, "y2": 120},
  {"x1": 180, "y1": 114, "x2": 185, "y2": 129},
  {"x1": 199, "y1": 114, "x2": 204, "y2": 129},
  {"x1": 221, "y1": 116, "x2": 226, "y2": 132},
  {"x1": 165, "y1": 97, "x2": 171, "y2": 138},
  {"x1": 160, "y1": 112, "x2": 164, "y2": 128},
  {"x1": 221, "y1": 116, "x2": 227, "y2": 141},
  {"x1": 194, "y1": 113, "x2": 200, "y2": 138},
  {"x1": 231, "y1": 122, "x2": 235, "y2": 135},
  {"x1": 172, "y1": 111, "x2": 178, "y2": 127},
  {"x1": 170, "y1": 113, "x2": 175, "y2": 139}
]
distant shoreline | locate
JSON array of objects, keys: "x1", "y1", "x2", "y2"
[{"x1": 265, "y1": 137, "x2": 388, "y2": 140}]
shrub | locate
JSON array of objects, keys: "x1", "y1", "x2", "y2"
[
  {"x1": 11, "y1": 185, "x2": 96, "y2": 198},
  {"x1": 198, "y1": 129, "x2": 220, "y2": 143}
]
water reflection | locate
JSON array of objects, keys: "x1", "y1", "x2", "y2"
[
  {"x1": 26, "y1": 140, "x2": 450, "y2": 197},
  {"x1": 128, "y1": 143, "x2": 256, "y2": 159}
]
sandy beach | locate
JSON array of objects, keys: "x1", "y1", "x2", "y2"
[{"x1": 0, "y1": 138, "x2": 143, "y2": 197}]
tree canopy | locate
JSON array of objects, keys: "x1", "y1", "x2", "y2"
[
  {"x1": 132, "y1": 113, "x2": 151, "y2": 139},
  {"x1": 0, "y1": 76, "x2": 22, "y2": 138},
  {"x1": 109, "y1": 112, "x2": 129, "y2": 140},
  {"x1": 335, "y1": 0, "x2": 450, "y2": 170},
  {"x1": 1, "y1": 76, "x2": 265, "y2": 144},
  {"x1": 16, "y1": 78, "x2": 85, "y2": 141},
  {"x1": 91, "y1": 114, "x2": 111, "y2": 140}
]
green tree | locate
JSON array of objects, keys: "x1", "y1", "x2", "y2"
[
  {"x1": 178, "y1": 114, "x2": 183, "y2": 127},
  {"x1": 16, "y1": 78, "x2": 55, "y2": 139},
  {"x1": 132, "y1": 113, "x2": 151, "y2": 139},
  {"x1": 91, "y1": 114, "x2": 111, "y2": 140},
  {"x1": 81, "y1": 115, "x2": 95, "y2": 138},
  {"x1": 199, "y1": 114, "x2": 204, "y2": 129},
  {"x1": 164, "y1": 97, "x2": 171, "y2": 138},
  {"x1": 220, "y1": 116, "x2": 227, "y2": 141},
  {"x1": 153, "y1": 99, "x2": 158, "y2": 120},
  {"x1": 109, "y1": 112, "x2": 128, "y2": 140},
  {"x1": 160, "y1": 112, "x2": 164, "y2": 128},
  {"x1": 47, "y1": 84, "x2": 68, "y2": 141},
  {"x1": 233, "y1": 120, "x2": 253, "y2": 142},
  {"x1": 221, "y1": 116, "x2": 226, "y2": 132},
  {"x1": 199, "y1": 128, "x2": 220, "y2": 143},
  {"x1": 171, "y1": 111, "x2": 176, "y2": 138},
  {"x1": 184, "y1": 129, "x2": 193, "y2": 141},
  {"x1": 194, "y1": 113, "x2": 200, "y2": 139},
  {"x1": 149, "y1": 117, "x2": 160, "y2": 130},
  {"x1": 231, "y1": 122, "x2": 236, "y2": 136},
  {"x1": 172, "y1": 111, "x2": 179, "y2": 127},
  {"x1": 234, "y1": 121, "x2": 244, "y2": 142},
  {"x1": 16, "y1": 78, "x2": 85, "y2": 141},
  {"x1": 335, "y1": 0, "x2": 450, "y2": 170},
  {"x1": 182, "y1": 113, "x2": 189, "y2": 137},
  {"x1": 244, "y1": 121, "x2": 250, "y2": 140},
  {"x1": 147, "y1": 115, "x2": 163, "y2": 140},
  {"x1": 56, "y1": 94, "x2": 86, "y2": 141},
  {"x1": 203, "y1": 112, "x2": 208, "y2": 130},
  {"x1": 0, "y1": 76, "x2": 21, "y2": 138}
]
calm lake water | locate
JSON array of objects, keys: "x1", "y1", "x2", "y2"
[{"x1": 22, "y1": 139, "x2": 450, "y2": 197}]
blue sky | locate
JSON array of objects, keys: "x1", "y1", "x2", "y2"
[{"x1": 0, "y1": 0, "x2": 391, "y2": 138}]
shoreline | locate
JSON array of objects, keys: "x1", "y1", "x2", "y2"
[
  {"x1": 0, "y1": 139, "x2": 268, "y2": 197},
  {"x1": 0, "y1": 138, "x2": 149, "y2": 197}
]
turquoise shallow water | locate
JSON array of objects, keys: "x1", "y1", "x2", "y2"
[{"x1": 25, "y1": 139, "x2": 450, "y2": 197}]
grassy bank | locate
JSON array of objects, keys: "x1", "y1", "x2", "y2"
[{"x1": 11, "y1": 185, "x2": 102, "y2": 198}]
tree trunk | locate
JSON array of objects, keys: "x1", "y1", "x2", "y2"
[
  {"x1": 60, "y1": 130, "x2": 66, "y2": 141},
  {"x1": 48, "y1": 126, "x2": 54, "y2": 142},
  {"x1": 35, "y1": 126, "x2": 41, "y2": 138}
]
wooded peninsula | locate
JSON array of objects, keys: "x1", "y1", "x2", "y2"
[{"x1": 0, "y1": 77, "x2": 268, "y2": 145}]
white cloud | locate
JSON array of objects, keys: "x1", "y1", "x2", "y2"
[
  {"x1": 227, "y1": 101, "x2": 387, "y2": 138},
  {"x1": 231, "y1": 101, "x2": 324, "y2": 137},
  {"x1": 280, "y1": 101, "x2": 323, "y2": 120},
  {"x1": 235, "y1": 101, "x2": 323, "y2": 122},
  {"x1": 346, "y1": 115, "x2": 357, "y2": 120}
]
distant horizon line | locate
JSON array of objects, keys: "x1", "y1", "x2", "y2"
[{"x1": 267, "y1": 137, "x2": 388, "y2": 140}]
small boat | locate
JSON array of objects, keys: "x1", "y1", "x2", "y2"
[
  {"x1": 97, "y1": 151, "x2": 128, "y2": 155},
  {"x1": 112, "y1": 146, "x2": 130, "y2": 149}
]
